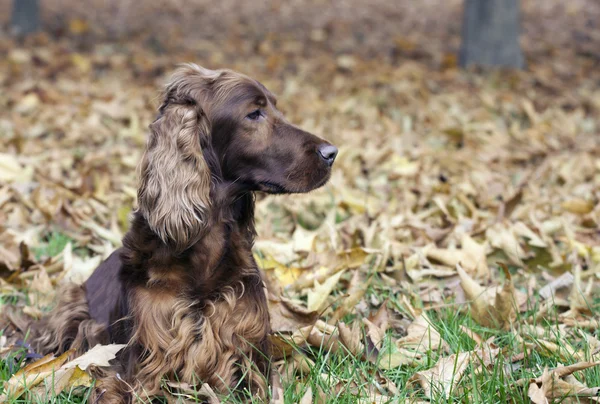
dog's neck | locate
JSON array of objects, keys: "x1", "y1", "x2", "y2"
[
  {"x1": 121, "y1": 184, "x2": 257, "y2": 296},
  {"x1": 212, "y1": 181, "x2": 257, "y2": 241}
]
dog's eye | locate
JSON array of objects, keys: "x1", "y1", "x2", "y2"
[{"x1": 246, "y1": 110, "x2": 262, "y2": 121}]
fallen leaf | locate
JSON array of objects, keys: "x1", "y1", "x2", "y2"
[
  {"x1": 257, "y1": 252, "x2": 306, "y2": 288},
  {"x1": 30, "y1": 366, "x2": 92, "y2": 397},
  {"x1": 305, "y1": 326, "x2": 340, "y2": 354},
  {"x1": 268, "y1": 293, "x2": 319, "y2": 334},
  {"x1": 2, "y1": 349, "x2": 74, "y2": 399},
  {"x1": 561, "y1": 198, "x2": 595, "y2": 215},
  {"x1": 568, "y1": 264, "x2": 593, "y2": 316},
  {"x1": 307, "y1": 270, "x2": 345, "y2": 312},
  {"x1": 538, "y1": 272, "x2": 574, "y2": 300},
  {"x1": 364, "y1": 303, "x2": 389, "y2": 351},
  {"x1": 457, "y1": 263, "x2": 520, "y2": 330},
  {"x1": 486, "y1": 222, "x2": 527, "y2": 265},
  {"x1": 426, "y1": 234, "x2": 489, "y2": 279},
  {"x1": 409, "y1": 352, "x2": 471, "y2": 399},
  {"x1": 526, "y1": 362, "x2": 600, "y2": 404},
  {"x1": 63, "y1": 343, "x2": 126, "y2": 370},
  {"x1": 330, "y1": 270, "x2": 369, "y2": 321},
  {"x1": 396, "y1": 313, "x2": 449, "y2": 353},
  {"x1": 270, "y1": 371, "x2": 284, "y2": 404},
  {"x1": 299, "y1": 385, "x2": 313, "y2": 404},
  {"x1": 270, "y1": 325, "x2": 314, "y2": 359},
  {"x1": 0, "y1": 154, "x2": 34, "y2": 183},
  {"x1": 166, "y1": 381, "x2": 221, "y2": 403},
  {"x1": 471, "y1": 341, "x2": 501, "y2": 372},
  {"x1": 378, "y1": 347, "x2": 425, "y2": 369},
  {"x1": 338, "y1": 322, "x2": 364, "y2": 357}
]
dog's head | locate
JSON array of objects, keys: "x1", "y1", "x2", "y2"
[{"x1": 138, "y1": 64, "x2": 337, "y2": 250}]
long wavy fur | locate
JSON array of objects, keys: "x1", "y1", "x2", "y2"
[{"x1": 138, "y1": 68, "x2": 214, "y2": 252}]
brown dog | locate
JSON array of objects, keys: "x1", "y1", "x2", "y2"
[{"x1": 31, "y1": 64, "x2": 337, "y2": 402}]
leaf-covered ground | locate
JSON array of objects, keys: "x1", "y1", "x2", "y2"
[{"x1": 1, "y1": 1, "x2": 600, "y2": 402}]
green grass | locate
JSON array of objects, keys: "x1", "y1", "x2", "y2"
[
  {"x1": 32, "y1": 232, "x2": 74, "y2": 261},
  {"x1": 2, "y1": 268, "x2": 598, "y2": 403},
  {"x1": 0, "y1": 344, "x2": 94, "y2": 403}
]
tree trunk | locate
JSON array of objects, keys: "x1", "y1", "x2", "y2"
[
  {"x1": 459, "y1": 0, "x2": 524, "y2": 69},
  {"x1": 11, "y1": 0, "x2": 40, "y2": 36}
]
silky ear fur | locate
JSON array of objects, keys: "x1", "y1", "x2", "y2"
[{"x1": 137, "y1": 65, "x2": 217, "y2": 251}]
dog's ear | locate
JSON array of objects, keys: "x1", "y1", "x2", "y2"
[{"x1": 138, "y1": 65, "x2": 218, "y2": 251}]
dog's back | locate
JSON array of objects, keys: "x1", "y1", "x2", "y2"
[
  {"x1": 85, "y1": 249, "x2": 132, "y2": 344},
  {"x1": 31, "y1": 250, "x2": 130, "y2": 356}
]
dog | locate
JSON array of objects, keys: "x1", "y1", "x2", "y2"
[{"x1": 31, "y1": 64, "x2": 337, "y2": 402}]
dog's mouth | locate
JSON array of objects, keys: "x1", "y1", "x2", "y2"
[
  {"x1": 257, "y1": 181, "x2": 288, "y2": 194},
  {"x1": 313, "y1": 171, "x2": 332, "y2": 189},
  {"x1": 257, "y1": 170, "x2": 331, "y2": 195}
]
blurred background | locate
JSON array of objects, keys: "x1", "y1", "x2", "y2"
[
  {"x1": 1, "y1": 1, "x2": 600, "y2": 401},
  {"x1": 1, "y1": 0, "x2": 598, "y2": 254}
]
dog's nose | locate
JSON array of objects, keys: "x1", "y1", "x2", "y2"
[{"x1": 318, "y1": 144, "x2": 338, "y2": 166}]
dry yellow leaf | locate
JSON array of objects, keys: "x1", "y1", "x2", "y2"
[
  {"x1": 0, "y1": 153, "x2": 34, "y2": 183},
  {"x1": 426, "y1": 234, "x2": 489, "y2": 279},
  {"x1": 457, "y1": 263, "x2": 519, "y2": 330},
  {"x1": 409, "y1": 352, "x2": 471, "y2": 400},
  {"x1": 256, "y1": 252, "x2": 305, "y2": 287},
  {"x1": 68, "y1": 18, "x2": 90, "y2": 35},
  {"x1": 268, "y1": 293, "x2": 319, "y2": 334},
  {"x1": 305, "y1": 326, "x2": 340, "y2": 354},
  {"x1": 299, "y1": 385, "x2": 313, "y2": 404},
  {"x1": 330, "y1": 270, "x2": 369, "y2": 321},
  {"x1": 561, "y1": 198, "x2": 595, "y2": 215},
  {"x1": 396, "y1": 313, "x2": 449, "y2": 353},
  {"x1": 306, "y1": 269, "x2": 345, "y2": 312},
  {"x1": 30, "y1": 366, "x2": 92, "y2": 397},
  {"x1": 527, "y1": 362, "x2": 600, "y2": 404},
  {"x1": 486, "y1": 222, "x2": 527, "y2": 265},
  {"x1": 338, "y1": 321, "x2": 364, "y2": 356},
  {"x1": 63, "y1": 343, "x2": 126, "y2": 370},
  {"x1": 378, "y1": 347, "x2": 425, "y2": 369},
  {"x1": 2, "y1": 349, "x2": 74, "y2": 399},
  {"x1": 568, "y1": 264, "x2": 593, "y2": 316}
]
